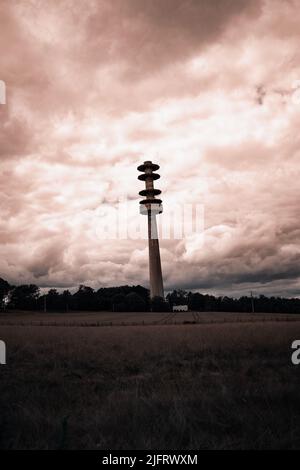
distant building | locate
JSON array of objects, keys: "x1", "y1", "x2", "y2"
[{"x1": 173, "y1": 305, "x2": 188, "y2": 312}]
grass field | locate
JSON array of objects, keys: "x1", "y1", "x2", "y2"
[
  {"x1": 0, "y1": 310, "x2": 299, "y2": 326},
  {"x1": 1, "y1": 311, "x2": 300, "y2": 449}
]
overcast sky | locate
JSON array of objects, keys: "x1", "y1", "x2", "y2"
[{"x1": 1, "y1": 0, "x2": 300, "y2": 296}]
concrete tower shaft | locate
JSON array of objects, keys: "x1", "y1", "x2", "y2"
[{"x1": 138, "y1": 161, "x2": 164, "y2": 299}]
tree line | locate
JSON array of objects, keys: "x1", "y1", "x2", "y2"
[{"x1": 0, "y1": 277, "x2": 300, "y2": 313}]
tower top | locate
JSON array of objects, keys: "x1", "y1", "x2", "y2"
[
  {"x1": 137, "y1": 161, "x2": 160, "y2": 173},
  {"x1": 137, "y1": 160, "x2": 163, "y2": 214}
]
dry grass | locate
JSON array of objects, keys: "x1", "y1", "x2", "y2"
[
  {"x1": 1, "y1": 318, "x2": 300, "y2": 449},
  {"x1": 0, "y1": 310, "x2": 298, "y2": 326}
]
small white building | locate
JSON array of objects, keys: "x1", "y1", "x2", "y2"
[{"x1": 173, "y1": 305, "x2": 188, "y2": 312}]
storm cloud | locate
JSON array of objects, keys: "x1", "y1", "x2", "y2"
[{"x1": 0, "y1": 0, "x2": 300, "y2": 296}]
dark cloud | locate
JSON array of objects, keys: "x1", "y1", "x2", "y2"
[
  {"x1": 0, "y1": 0, "x2": 300, "y2": 297},
  {"x1": 85, "y1": 0, "x2": 262, "y2": 78}
]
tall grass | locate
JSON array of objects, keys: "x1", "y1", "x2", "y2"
[{"x1": 1, "y1": 321, "x2": 300, "y2": 449}]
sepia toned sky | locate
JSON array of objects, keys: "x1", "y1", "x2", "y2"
[{"x1": 1, "y1": 0, "x2": 300, "y2": 296}]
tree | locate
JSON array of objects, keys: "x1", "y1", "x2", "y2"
[
  {"x1": 188, "y1": 292, "x2": 206, "y2": 311},
  {"x1": 0, "y1": 278, "x2": 11, "y2": 309},
  {"x1": 73, "y1": 285, "x2": 96, "y2": 311},
  {"x1": 1, "y1": 276, "x2": 300, "y2": 315},
  {"x1": 166, "y1": 289, "x2": 188, "y2": 308},
  {"x1": 62, "y1": 290, "x2": 72, "y2": 312},
  {"x1": 9, "y1": 284, "x2": 40, "y2": 310},
  {"x1": 125, "y1": 292, "x2": 146, "y2": 312},
  {"x1": 46, "y1": 289, "x2": 62, "y2": 311},
  {"x1": 151, "y1": 296, "x2": 170, "y2": 312},
  {"x1": 112, "y1": 293, "x2": 126, "y2": 312}
]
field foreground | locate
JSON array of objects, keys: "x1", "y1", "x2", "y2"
[{"x1": 1, "y1": 313, "x2": 300, "y2": 449}]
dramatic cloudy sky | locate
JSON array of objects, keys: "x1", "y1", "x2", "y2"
[{"x1": 1, "y1": 0, "x2": 300, "y2": 296}]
